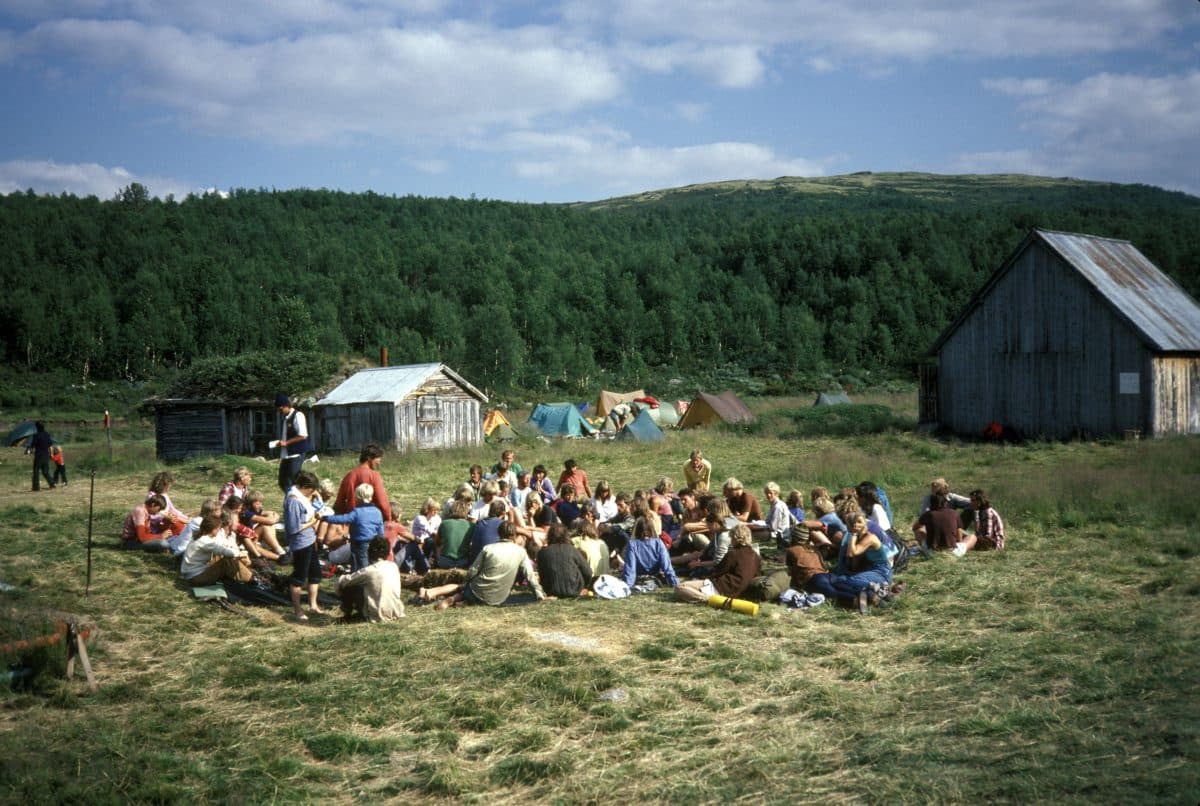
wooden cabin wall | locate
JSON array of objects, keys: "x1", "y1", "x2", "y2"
[
  {"x1": 155, "y1": 407, "x2": 226, "y2": 460},
  {"x1": 1151, "y1": 357, "x2": 1200, "y2": 436},
  {"x1": 937, "y1": 244, "x2": 1152, "y2": 439}
]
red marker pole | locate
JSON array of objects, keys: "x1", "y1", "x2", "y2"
[{"x1": 104, "y1": 410, "x2": 112, "y2": 462}]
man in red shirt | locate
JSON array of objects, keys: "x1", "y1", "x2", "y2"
[
  {"x1": 334, "y1": 444, "x2": 392, "y2": 522},
  {"x1": 557, "y1": 458, "x2": 592, "y2": 500}
]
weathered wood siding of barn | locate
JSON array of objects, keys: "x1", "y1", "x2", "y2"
[
  {"x1": 1150, "y1": 356, "x2": 1200, "y2": 436},
  {"x1": 315, "y1": 403, "x2": 396, "y2": 453},
  {"x1": 936, "y1": 242, "x2": 1152, "y2": 439},
  {"x1": 394, "y1": 373, "x2": 483, "y2": 450},
  {"x1": 155, "y1": 407, "x2": 227, "y2": 460}
]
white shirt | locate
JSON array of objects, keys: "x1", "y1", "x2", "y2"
[{"x1": 279, "y1": 409, "x2": 307, "y2": 459}]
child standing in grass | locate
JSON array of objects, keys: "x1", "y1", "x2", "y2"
[
  {"x1": 50, "y1": 445, "x2": 67, "y2": 487},
  {"x1": 285, "y1": 471, "x2": 325, "y2": 621},
  {"x1": 318, "y1": 483, "x2": 384, "y2": 573}
]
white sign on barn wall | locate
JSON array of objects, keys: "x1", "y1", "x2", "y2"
[{"x1": 1119, "y1": 373, "x2": 1140, "y2": 394}]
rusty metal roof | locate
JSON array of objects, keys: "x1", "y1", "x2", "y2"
[
  {"x1": 1038, "y1": 230, "x2": 1200, "y2": 351},
  {"x1": 315, "y1": 363, "x2": 487, "y2": 406},
  {"x1": 929, "y1": 228, "x2": 1200, "y2": 355}
]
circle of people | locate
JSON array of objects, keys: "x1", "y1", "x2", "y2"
[{"x1": 121, "y1": 441, "x2": 1005, "y2": 623}]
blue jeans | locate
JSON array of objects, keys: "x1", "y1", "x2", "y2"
[{"x1": 350, "y1": 541, "x2": 371, "y2": 573}]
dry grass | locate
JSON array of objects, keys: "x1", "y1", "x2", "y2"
[{"x1": 1, "y1": 400, "x2": 1198, "y2": 803}]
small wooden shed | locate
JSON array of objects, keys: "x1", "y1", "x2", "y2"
[
  {"x1": 151, "y1": 398, "x2": 281, "y2": 460},
  {"x1": 312, "y1": 363, "x2": 487, "y2": 453},
  {"x1": 921, "y1": 228, "x2": 1200, "y2": 439}
]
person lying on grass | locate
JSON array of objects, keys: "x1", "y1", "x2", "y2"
[
  {"x1": 335, "y1": 535, "x2": 405, "y2": 622},
  {"x1": 420, "y1": 525, "x2": 547, "y2": 609},
  {"x1": 536, "y1": 524, "x2": 594, "y2": 599},
  {"x1": 676, "y1": 523, "x2": 761, "y2": 603},
  {"x1": 285, "y1": 471, "x2": 325, "y2": 621},
  {"x1": 180, "y1": 512, "x2": 253, "y2": 587},
  {"x1": 318, "y1": 482, "x2": 385, "y2": 573}
]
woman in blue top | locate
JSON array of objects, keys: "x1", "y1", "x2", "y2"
[
  {"x1": 831, "y1": 513, "x2": 892, "y2": 614},
  {"x1": 285, "y1": 470, "x2": 324, "y2": 621}
]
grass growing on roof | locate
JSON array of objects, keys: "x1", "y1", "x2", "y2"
[{"x1": 0, "y1": 398, "x2": 1197, "y2": 803}]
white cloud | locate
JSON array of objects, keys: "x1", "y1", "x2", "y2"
[
  {"x1": 962, "y1": 70, "x2": 1200, "y2": 195},
  {"x1": 982, "y1": 77, "x2": 1055, "y2": 97},
  {"x1": 22, "y1": 19, "x2": 622, "y2": 144},
  {"x1": 500, "y1": 127, "x2": 838, "y2": 196},
  {"x1": 675, "y1": 102, "x2": 710, "y2": 122},
  {"x1": 0, "y1": 159, "x2": 194, "y2": 198},
  {"x1": 409, "y1": 158, "x2": 448, "y2": 174},
  {"x1": 806, "y1": 56, "x2": 834, "y2": 74},
  {"x1": 562, "y1": 0, "x2": 1188, "y2": 61}
]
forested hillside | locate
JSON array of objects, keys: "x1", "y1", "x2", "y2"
[{"x1": 2, "y1": 173, "x2": 1198, "y2": 396}]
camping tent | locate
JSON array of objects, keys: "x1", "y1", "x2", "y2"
[
  {"x1": 677, "y1": 391, "x2": 755, "y2": 429},
  {"x1": 5, "y1": 421, "x2": 36, "y2": 446},
  {"x1": 813, "y1": 392, "x2": 852, "y2": 406},
  {"x1": 596, "y1": 389, "x2": 646, "y2": 418},
  {"x1": 486, "y1": 422, "x2": 516, "y2": 442},
  {"x1": 482, "y1": 409, "x2": 512, "y2": 436},
  {"x1": 616, "y1": 408, "x2": 665, "y2": 442},
  {"x1": 528, "y1": 403, "x2": 597, "y2": 438},
  {"x1": 635, "y1": 399, "x2": 680, "y2": 428}
]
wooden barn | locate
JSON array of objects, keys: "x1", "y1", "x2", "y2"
[
  {"x1": 151, "y1": 399, "x2": 281, "y2": 460},
  {"x1": 921, "y1": 229, "x2": 1200, "y2": 439},
  {"x1": 312, "y1": 363, "x2": 487, "y2": 453}
]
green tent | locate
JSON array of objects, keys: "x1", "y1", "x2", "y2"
[
  {"x1": 814, "y1": 392, "x2": 852, "y2": 406},
  {"x1": 486, "y1": 422, "x2": 517, "y2": 442},
  {"x1": 528, "y1": 403, "x2": 597, "y2": 438}
]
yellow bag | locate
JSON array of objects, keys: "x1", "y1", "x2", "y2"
[{"x1": 706, "y1": 594, "x2": 759, "y2": 617}]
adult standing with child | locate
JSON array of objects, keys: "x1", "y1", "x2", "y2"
[{"x1": 30, "y1": 421, "x2": 55, "y2": 491}]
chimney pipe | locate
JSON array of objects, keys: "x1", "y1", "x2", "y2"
[{"x1": 380, "y1": 347, "x2": 388, "y2": 367}]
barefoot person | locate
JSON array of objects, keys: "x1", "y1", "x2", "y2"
[
  {"x1": 284, "y1": 471, "x2": 324, "y2": 621},
  {"x1": 421, "y1": 525, "x2": 546, "y2": 609}
]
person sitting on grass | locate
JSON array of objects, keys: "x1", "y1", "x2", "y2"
[
  {"x1": 553, "y1": 482, "x2": 582, "y2": 525},
  {"x1": 179, "y1": 512, "x2": 253, "y2": 586},
  {"x1": 284, "y1": 471, "x2": 325, "y2": 621},
  {"x1": 223, "y1": 496, "x2": 283, "y2": 562},
  {"x1": 764, "y1": 481, "x2": 797, "y2": 550},
  {"x1": 620, "y1": 516, "x2": 679, "y2": 590},
  {"x1": 169, "y1": 498, "x2": 223, "y2": 556},
  {"x1": 723, "y1": 478, "x2": 763, "y2": 523},
  {"x1": 525, "y1": 491, "x2": 558, "y2": 530},
  {"x1": 435, "y1": 499, "x2": 473, "y2": 569},
  {"x1": 675, "y1": 500, "x2": 734, "y2": 575},
  {"x1": 570, "y1": 519, "x2": 611, "y2": 582},
  {"x1": 121, "y1": 494, "x2": 174, "y2": 553},
  {"x1": 218, "y1": 466, "x2": 253, "y2": 504},
  {"x1": 912, "y1": 492, "x2": 963, "y2": 553},
  {"x1": 466, "y1": 500, "x2": 509, "y2": 564},
  {"x1": 241, "y1": 489, "x2": 288, "y2": 559},
  {"x1": 832, "y1": 512, "x2": 893, "y2": 614},
  {"x1": 421, "y1": 528, "x2": 546, "y2": 609},
  {"x1": 469, "y1": 480, "x2": 503, "y2": 522},
  {"x1": 676, "y1": 523, "x2": 761, "y2": 603},
  {"x1": 531, "y1": 464, "x2": 557, "y2": 505},
  {"x1": 954, "y1": 489, "x2": 1006, "y2": 556},
  {"x1": 319, "y1": 482, "x2": 385, "y2": 573},
  {"x1": 147, "y1": 472, "x2": 191, "y2": 535},
  {"x1": 536, "y1": 524, "x2": 594, "y2": 599},
  {"x1": 334, "y1": 535, "x2": 405, "y2": 622}
]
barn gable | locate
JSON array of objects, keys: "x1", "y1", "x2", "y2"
[
  {"x1": 314, "y1": 363, "x2": 487, "y2": 452},
  {"x1": 925, "y1": 229, "x2": 1200, "y2": 439}
]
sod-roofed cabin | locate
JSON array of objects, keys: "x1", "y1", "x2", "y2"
[
  {"x1": 921, "y1": 229, "x2": 1200, "y2": 439},
  {"x1": 312, "y1": 363, "x2": 487, "y2": 452}
]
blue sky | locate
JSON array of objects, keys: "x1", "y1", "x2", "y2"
[{"x1": 1, "y1": 1, "x2": 1197, "y2": 202}]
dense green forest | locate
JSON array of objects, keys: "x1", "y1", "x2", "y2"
[{"x1": 2, "y1": 173, "x2": 1198, "y2": 397}]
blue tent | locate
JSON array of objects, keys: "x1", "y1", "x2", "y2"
[
  {"x1": 528, "y1": 403, "x2": 597, "y2": 438},
  {"x1": 616, "y1": 408, "x2": 664, "y2": 442}
]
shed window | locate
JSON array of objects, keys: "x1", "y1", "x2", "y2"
[
  {"x1": 1119, "y1": 373, "x2": 1140, "y2": 395},
  {"x1": 418, "y1": 396, "x2": 442, "y2": 419}
]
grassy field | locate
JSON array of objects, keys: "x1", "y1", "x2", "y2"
[{"x1": 1, "y1": 397, "x2": 1198, "y2": 804}]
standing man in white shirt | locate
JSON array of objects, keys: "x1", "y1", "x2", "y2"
[{"x1": 271, "y1": 393, "x2": 309, "y2": 493}]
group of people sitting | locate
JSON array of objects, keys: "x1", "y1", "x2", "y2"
[{"x1": 120, "y1": 444, "x2": 1005, "y2": 623}]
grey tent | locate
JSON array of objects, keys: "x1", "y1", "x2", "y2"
[{"x1": 813, "y1": 392, "x2": 852, "y2": 406}]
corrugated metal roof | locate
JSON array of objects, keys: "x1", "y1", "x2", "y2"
[
  {"x1": 929, "y1": 228, "x2": 1200, "y2": 356},
  {"x1": 315, "y1": 363, "x2": 486, "y2": 405},
  {"x1": 1038, "y1": 230, "x2": 1200, "y2": 352}
]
